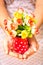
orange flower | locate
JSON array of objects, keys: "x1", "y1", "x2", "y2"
[{"x1": 17, "y1": 19, "x2": 23, "y2": 25}]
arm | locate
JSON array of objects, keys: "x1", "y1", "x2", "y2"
[
  {"x1": 0, "y1": 0, "x2": 11, "y2": 36},
  {"x1": 34, "y1": 0, "x2": 43, "y2": 29},
  {"x1": 0, "y1": 0, "x2": 10, "y2": 29},
  {"x1": 23, "y1": 0, "x2": 43, "y2": 59}
]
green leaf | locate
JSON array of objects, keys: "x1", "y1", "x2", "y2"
[
  {"x1": 22, "y1": 13, "x2": 25, "y2": 22},
  {"x1": 28, "y1": 31, "x2": 33, "y2": 38},
  {"x1": 16, "y1": 30, "x2": 22, "y2": 37},
  {"x1": 11, "y1": 18, "x2": 14, "y2": 22},
  {"x1": 18, "y1": 25, "x2": 25, "y2": 30},
  {"x1": 28, "y1": 33, "x2": 33, "y2": 38},
  {"x1": 16, "y1": 30, "x2": 21, "y2": 34},
  {"x1": 24, "y1": 25, "x2": 31, "y2": 32}
]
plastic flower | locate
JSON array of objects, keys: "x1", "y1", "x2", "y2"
[
  {"x1": 11, "y1": 30, "x2": 17, "y2": 37},
  {"x1": 18, "y1": 8, "x2": 24, "y2": 13},
  {"x1": 25, "y1": 15, "x2": 30, "y2": 20},
  {"x1": 13, "y1": 11, "x2": 22, "y2": 19},
  {"x1": 21, "y1": 30, "x2": 28, "y2": 39},
  {"x1": 4, "y1": 8, "x2": 38, "y2": 39}
]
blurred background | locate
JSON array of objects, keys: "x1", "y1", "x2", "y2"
[{"x1": 0, "y1": 0, "x2": 43, "y2": 65}]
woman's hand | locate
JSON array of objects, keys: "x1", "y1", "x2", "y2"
[
  {"x1": 4, "y1": 36, "x2": 23, "y2": 59},
  {"x1": 22, "y1": 36, "x2": 39, "y2": 59},
  {"x1": 4, "y1": 35, "x2": 39, "y2": 60}
]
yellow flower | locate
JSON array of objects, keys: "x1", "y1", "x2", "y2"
[
  {"x1": 21, "y1": 30, "x2": 28, "y2": 39},
  {"x1": 11, "y1": 18, "x2": 14, "y2": 21},
  {"x1": 25, "y1": 15, "x2": 30, "y2": 20},
  {"x1": 33, "y1": 19, "x2": 38, "y2": 24},
  {"x1": 13, "y1": 11, "x2": 22, "y2": 19}
]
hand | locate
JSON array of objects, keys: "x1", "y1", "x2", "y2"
[
  {"x1": 4, "y1": 36, "x2": 23, "y2": 59},
  {"x1": 4, "y1": 35, "x2": 39, "y2": 60},
  {"x1": 22, "y1": 36, "x2": 39, "y2": 59}
]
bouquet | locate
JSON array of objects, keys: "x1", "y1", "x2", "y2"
[{"x1": 4, "y1": 8, "x2": 39, "y2": 59}]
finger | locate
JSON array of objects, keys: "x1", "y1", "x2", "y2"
[
  {"x1": 4, "y1": 37, "x2": 23, "y2": 59},
  {"x1": 9, "y1": 51, "x2": 19, "y2": 58},
  {"x1": 9, "y1": 51, "x2": 23, "y2": 60},
  {"x1": 23, "y1": 36, "x2": 39, "y2": 59},
  {"x1": 18, "y1": 54, "x2": 23, "y2": 60},
  {"x1": 4, "y1": 37, "x2": 19, "y2": 58},
  {"x1": 4, "y1": 38, "x2": 8, "y2": 54},
  {"x1": 23, "y1": 47, "x2": 35, "y2": 59},
  {"x1": 29, "y1": 36, "x2": 39, "y2": 50}
]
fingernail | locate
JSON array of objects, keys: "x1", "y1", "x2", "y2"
[
  {"x1": 19, "y1": 54, "x2": 23, "y2": 59},
  {"x1": 23, "y1": 54, "x2": 26, "y2": 59},
  {"x1": 9, "y1": 51, "x2": 15, "y2": 56},
  {"x1": 9, "y1": 51, "x2": 18, "y2": 58}
]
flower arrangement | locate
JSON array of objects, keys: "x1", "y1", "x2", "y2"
[{"x1": 4, "y1": 8, "x2": 38, "y2": 55}]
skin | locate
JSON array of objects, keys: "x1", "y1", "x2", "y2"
[
  {"x1": 0, "y1": 0, "x2": 43, "y2": 59},
  {"x1": 34, "y1": 0, "x2": 43, "y2": 28}
]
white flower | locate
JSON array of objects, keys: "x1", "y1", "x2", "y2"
[
  {"x1": 22, "y1": 22, "x2": 25, "y2": 26},
  {"x1": 24, "y1": 18, "x2": 30, "y2": 26},
  {"x1": 28, "y1": 13, "x2": 33, "y2": 17},
  {"x1": 23, "y1": 12, "x2": 27, "y2": 17},
  {"x1": 31, "y1": 25, "x2": 36, "y2": 34},
  {"x1": 18, "y1": 9, "x2": 23, "y2": 13},
  {"x1": 32, "y1": 24, "x2": 36, "y2": 29},
  {"x1": 31, "y1": 28, "x2": 35, "y2": 34},
  {"x1": 11, "y1": 30, "x2": 17, "y2": 37},
  {"x1": 13, "y1": 17, "x2": 17, "y2": 23}
]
